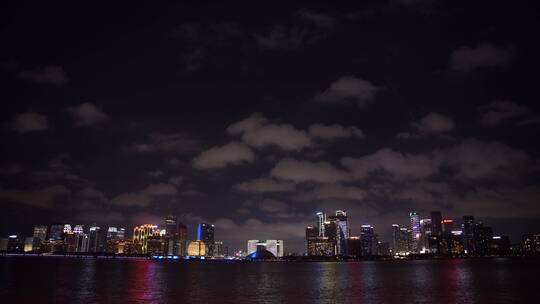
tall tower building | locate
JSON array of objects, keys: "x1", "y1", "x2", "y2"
[
  {"x1": 133, "y1": 224, "x2": 160, "y2": 254},
  {"x1": 391, "y1": 224, "x2": 400, "y2": 254},
  {"x1": 462, "y1": 216, "x2": 475, "y2": 254},
  {"x1": 33, "y1": 225, "x2": 48, "y2": 242},
  {"x1": 88, "y1": 225, "x2": 106, "y2": 253},
  {"x1": 197, "y1": 223, "x2": 215, "y2": 256},
  {"x1": 49, "y1": 224, "x2": 64, "y2": 241},
  {"x1": 328, "y1": 210, "x2": 348, "y2": 255},
  {"x1": 409, "y1": 211, "x2": 421, "y2": 253},
  {"x1": 360, "y1": 225, "x2": 375, "y2": 256},
  {"x1": 316, "y1": 212, "x2": 326, "y2": 237},
  {"x1": 430, "y1": 211, "x2": 442, "y2": 235}
]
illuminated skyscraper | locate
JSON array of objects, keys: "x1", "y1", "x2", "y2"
[
  {"x1": 409, "y1": 211, "x2": 420, "y2": 253},
  {"x1": 360, "y1": 225, "x2": 375, "y2": 256},
  {"x1": 107, "y1": 227, "x2": 119, "y2": 240},
  {"x1": 76, "y1": 233, "x2": 89, "y2": 252},
  {"x1": 197, "y1": 223, "x2": 215, "y2": 256},
  {"x1": 328, "y1": 210, "x2": 348, "y2": 255},
  {"x1": 88, "y1": 225, "x2": 106, "y2": 253},
  {"x1": 419, "y1": 219, "x2": 431, "y2": 253},
  {"x1": 247, "y1": 240, "x2": 283, "y2": 257},
  {"x1": 316, "y1": 212, "x2": 326, "y2": 237},
  {"x1": 442, "y1": 219, "x2": 454, "y2": 234},
  {"x1": 49, "y1": 224, "x2": 64, "y2": 241},
  {"x1": 391, "y1": 224, "x2": 400, "y2": 254},
  {"x1": 133, "y1": 224, "x2": 160, "y2": 254},
  {"x1": 63, "y1": 224, "x2": 72, "y2": 234},
  {"x1": 33, "y1": 225, "x2": 47, "y2": 242},
  {"x1": 73, "y1": 225, "x2": 84, "y2": 234},
  {"x1": 462, "y1": 216, "x2": 475, "y2": 254},
  {"x1": 430, "y1": 211, "x2": 442, "y2": 236}
]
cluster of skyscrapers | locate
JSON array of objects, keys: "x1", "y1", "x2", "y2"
[
  {"x1": 305, "y1": 210, "x2": 389, "y2": 257},
  {"x1": 305, "y1": 210, "x2": 540, "y2": 257},
  {"x1": 392, "y1": 212, "x2": 509, "y2": 256},
  {"x1": 0, "y1": 216, "x2": 228, "y2": 258}
]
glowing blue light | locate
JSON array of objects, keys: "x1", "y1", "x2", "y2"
[{"x1": 200, "y1": 256, "x2": 205, "y2": 260}]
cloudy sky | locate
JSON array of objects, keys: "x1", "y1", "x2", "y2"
[{"x1": 1, "y1": 1, "x2": 539, "y2": 253}]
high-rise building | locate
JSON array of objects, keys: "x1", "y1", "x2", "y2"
[
  {"x1": 63, "y1": 224, "x2": 72, "y2": 234},
  {"x1": 522, "y1": 234, "x2": 540, "y2": 254},
  {"x1": 33, "y1": 225, "x2": 48, "y2": 242},
  {"x1": 462, "y1": 216, "x2": 475, "y2": 254},
  {"x1": 306, "y1": 225, "x2": 333, "y2": 256},
  {"x1": 419, "y1": 219, "x2": 432, "y2": 253},
  {"x1": 399, "y1": 227, "x2": 411, "y2": 254},
  {"x1": 88, "y1": 225, "x2": 106, "y2": 253},
  {"x1": 165, "y1": 215, "x2": 178, "y2": 235},
  {"x1": 360, "y1": 225, "x2": 375, "y2": 256},
  {"x1": 328, "y1": 210, "x2": 349, "y2": 255},
  {"x1": 76, "y1": 233, "x2": 89, "y2": 252},
  {"x1": 247, "y1": 240, "x2": 283, "y2": 257},
  {"x1": 187, "y1": 240, "x2": 207, "y2": 256},
  {"x1": 409, "y1": 211, "x2": 420, "y2": 253},
  {"x1": 316, "y1": 212, "x2": 326, "y2": 237},
  {"x1": 473, "y1": 222, "x2": 492, "y2": 255},
  {"x1": 107, "y1": 227, "x2": 119, "y2": 240},
  {"x1": 176, "y1": 223, "x2": 188, "y2": 256},
  {"x1": 49, "y1": 224, "x2": 64, "y2": 241},
  {"x1": 197, "y1": 223, "x2": 215, "y2": 256},
  {"x1": 214, "y1": 241, "x2": 225, "y2": 257},
  {"x1": 442, "y1": 219, "x2": 454, "y2": 234},
  {"x1": 117, "y1": 228, "x2": 125, "y2": 240},
  {"x1": 490, "y1": 236, "x2": 510, "y2": 255},
  {"x1": 133, "y1": 224, "x2": 160, "y2": 254},
  {"x1": 430, "y1": 211, "x2": 442, "y2": 235},
  {"x1": 73, "y1": 225, "x2": 84, "y2": 234},
  {"x1": 324, "y1": 220, "x2": 338, "y2": 255},
  {"x1": 391, "y1": 224, "x2": 400, "y2": 254},
  {"x1": 347, "y1": 236, "x2": 361, "y2": 257}
]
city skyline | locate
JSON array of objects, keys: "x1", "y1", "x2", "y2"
[
  {"x1": 2, "y1": 208, "x2": 538, "y2": 256},
  {"x1": 1, "y1": 2, "x2": 540, "y2": 255}
]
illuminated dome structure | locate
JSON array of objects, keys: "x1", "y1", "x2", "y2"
[
  {"x1": 187, "y1": 240, "x2": 207, "y2": 257},
  {"x1": 245, "y1": 249, "x2": 276, "y2": 261}
]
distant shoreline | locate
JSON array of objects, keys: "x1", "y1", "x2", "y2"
[{"x1": 1, "y1": 253, "x2": 539, "y2": 262}]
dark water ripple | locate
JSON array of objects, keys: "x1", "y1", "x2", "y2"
[{"x1": 0, "y1": 257, "x2": 537, "y2": 303}]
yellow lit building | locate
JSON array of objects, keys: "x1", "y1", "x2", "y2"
[
  {"x1": 133, "y1": 224, "x2": 160, "y2": 254},
  {"x1": 187, "y1": 240, "x2": 207, "y2": 256}
]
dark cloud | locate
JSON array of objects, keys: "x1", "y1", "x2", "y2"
[
  {"x1": 271, "y1": 158, "x2": 350, "y2": 183},
  {"x1": 111, "y1": 183, "x2": 177, "y2": 207},
  {"x1": 65, "y1": 102, "x2": 109, "y2": 127},
  {"x1": 234, "y1": 178, "x2": 296, "y2": 193},
  {"x1": 123, "y1": 132, "x2": 201, "y2": 154},
  {"x1": 479, "y1": 100, "x2": 531, "y2": 126},
  {"x1": 8, "y1": 111, "x2": 50, "y2": 133},
  {"x1": 450, "y1": 43, "x2": 514, "y2": 72},
  {"x1": 17, "y1": 65, "x2": 67, "y2": 85}
]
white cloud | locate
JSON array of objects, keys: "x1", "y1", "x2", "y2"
[
  {"x1": 226, "y1": 113, "x2": 268, "y2": 135},
  {"x1": 193, "y1": 141, "x2": 255, "y2": 169},
  {"x1": 313, "y1": 76, "x2": 381, "y2": 106},
  {"x1": 342, "y1": 148, "x2": 438, "y2": 180},
  {"x1": 412, "y1": 112, "x2": 455, "y2": 134},
  {"x1": 241, "y1": 124, "x2": 312, "y2": 151}
]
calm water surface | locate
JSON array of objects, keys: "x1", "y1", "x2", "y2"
[{"x1": 0, "y1": 257, "x2": 537, "y2": 303}]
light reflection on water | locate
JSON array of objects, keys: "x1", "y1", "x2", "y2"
[{"x1": 0, "y1": 257, "x2": 537, "y2": 303}]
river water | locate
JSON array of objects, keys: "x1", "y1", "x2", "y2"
[{"x1": 0, "y1": 256, "x2": 537, "y2": 303}]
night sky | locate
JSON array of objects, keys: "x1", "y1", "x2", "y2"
[{"x1": 1, "y1": 1, "x2": 539, "y2": 253}]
